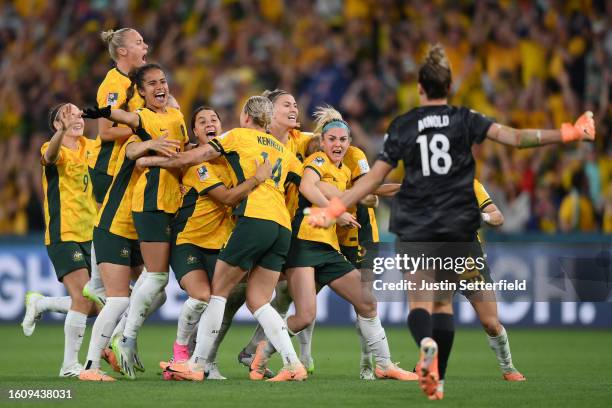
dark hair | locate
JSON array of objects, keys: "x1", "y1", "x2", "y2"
[
  {"x1": 418, "y1": 44, "x2": 452, "y2": 99},
  {"x1": 190, "y1": 106, "x2": 221, "y2": 134},
  {"x1": 262, "y1": 88, "x2": 290, "y2": 103},
  {"x1": 47, "y1": 103, "x2": 67, "y2": 132},
  {"x1": 122, "y1": 62, "x2": 164, "y2": 110}
]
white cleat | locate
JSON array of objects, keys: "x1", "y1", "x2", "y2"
[
  {"x1": 22, "y1": 292, "x2": 43, "y2": 337},
  {"x1": 59, "y1": 362, "x2": 84, "y2": 378},
  {"x1": 205, "y1": 361, "x2": 227, "y2": 380},
  {"x1": 360, "y1": 353, "x2": 375, "y2": 380},
  {"x1": 111, "y1": 334, "x2": 137, "y2": 380},
  {"x1": 238, "y1": 348, "x2": 254, "y2": 368},
  {"x1": 82, "y1": 282, "x2": 106, "y2": 308}
]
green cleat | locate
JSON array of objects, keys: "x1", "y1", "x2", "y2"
[
  {"x1": 22, "y1": 291, "x2": 43, "y2": 337},
  {"x1": 82, "y1": 282, "x2": 106, "y2": 308}
]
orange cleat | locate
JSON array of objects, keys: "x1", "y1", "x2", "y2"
[
  {"x1": 266, "y1": 363, "x2": 308, "y2": 382},
  {"x1": 249, "y1": 341, "x2": 270, "y2": 381},
  {"x1": 562, "y1": 111, "x2": 595, "y2": 142},
  {"x1": 165, "y1": 361, "x2": 204, "y2": 381},
  {"x1": 102, "y1": 347, "x2": 121, "y2": 373},
  {"x1": 503, "y1": 371, "x2": 526, "y2": 382},
  {"x1": 78, "y1": 368, "x2": 116, "y2": 382},
  {"x1": 305, "y1": 197, "x2": 346, "y2": 228},
  {"x1": 375, "y1": 363, "x2": 418, "y2": 381},
  {"x1": 416, "y1": 337, "x2": 439, "y2": 398}
]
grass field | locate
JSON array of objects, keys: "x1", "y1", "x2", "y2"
[{"x1": 2, "y1": 324, "x2": 611, "y2": 407}]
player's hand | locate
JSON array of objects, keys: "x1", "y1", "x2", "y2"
[
  {"x1": 304, "y1": 197, "x2": 347, "y2": 228},
  {"x1": 360, "y1": 194, "x2": 379, "y2": 208},
  {"x1": 254, "y1": 158, "x2": 272, "y2": 184},
  {"x1": 57, "y1": 104, "x2": 80, "y2": 132},
  {"x1": 337, "y1": 212, "x2": 361, "y2": 229},
  {"x1": 561, "y1": 111, "x2": 595, "y2": 143},
  {"x1": 148, "y1": 135, "x2": 180, "y2": 157},
  {"x1": 82, "y1": 105, "x2": 112, "y2": 119}
]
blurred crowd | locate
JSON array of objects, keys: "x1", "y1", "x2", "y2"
[{"x1": 0, "y1": 0, "x2": 610, "y2": 235}]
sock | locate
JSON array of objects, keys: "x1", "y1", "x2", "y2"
[
  {"x1": 85, "y1": 297, "x2": 129, "y2": 369},
  {"x1": 208, "y1": 284, "x2": 246, "y2": 362},
  {"x1": 122, "y1": 272, "x2": 168, "y2": 340},
  {"x1": 487, "y1": 326, "x2": 515, "y2": 373},
  {"x1": 36, "y1": 296, "x2": 71, "y2": 314},
  {"x1": 432, "y1": 313, "x2": 454, "y2": 381},
  {"x1": 253, "y1": 303, "x2": 300, "y2": 366},
  {"x1": 270, "y1": 280, "x2": 292, "y2": 316},
  {"x1": 407, "y1": 308, "x2": 433, "y2": 346},
  {"x1": 177, "y1": 297, "x2": 207, "y2": 346},
  {"x1": 190, "y1": 296, "x2": 226, "y2": 369},
  {"x1": 112, "y1": 284, "x2": 167, "y2": 339},
  {"x1": 62, "y1": 310, "x2": 87, "y2": 368},
  {"x1": 357, "y1": 314, "x2": 392, "y2": 368},
  {"x1": 297, "y1": 320, "x2": 315, "y2": 366},
  {"x1": 89, "y1": 243, "x2": 104, "y2": 290},
  {"x1": 110, "y1": 273, "x2": 147, "y2": 338},
  {"x1": 355, "y1": 319, "x2": 372, "y2": 366}
]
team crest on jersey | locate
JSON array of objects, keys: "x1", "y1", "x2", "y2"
[
  {"x1": 186, "y1": 255, "x2": 198, "y2": 265},
  {"x1": 106, "y1": 92, "x2": 119, "y2": 106},
  {"x1": 357, "y1": 159, "x2": 370, "y2": 174},
  {"x1": 313, "y1": 157, "x2": 325, "y2": 167},
  {"x1": 197, "y1": 166, "x2": 209, "y2": 181},
  {"x1": 72, "y1": 251, "x2": 84, "y2": 262},
  {"x1": 120, "y1": 247, "x2": 130, "y2": 258}
]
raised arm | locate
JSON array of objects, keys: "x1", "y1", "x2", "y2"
[
  {"x1": 486, "y1": 111, "x2": 595, "y2": 148},
  {"x1": 44, "y1": 104, "x2": 78, "y2": 164},
  {"x1": 136, "y1": 143, "x2": 221, "y2": 169},
  {"x1": 82, "y1": 105, "x2": 140, "y2": 129}
]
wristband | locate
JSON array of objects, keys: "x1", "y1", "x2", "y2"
[{"x1": 481, "y1": 212, "x2": 491, "y2": 223}]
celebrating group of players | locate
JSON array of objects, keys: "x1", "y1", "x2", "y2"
[{"x1": 21, "y1": 26, "x2": 596, "y2": 400}]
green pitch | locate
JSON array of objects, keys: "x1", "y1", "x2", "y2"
[{"x1": 1, "y1": 325, "x2": 611, "y2": 407}]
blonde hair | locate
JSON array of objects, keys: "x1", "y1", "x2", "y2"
[
  {"x1": 243, "y1": 96, "x2": 273, "y2": 129},
  {"x1": 101, "y1": 28, "x2": 135, "y2": 61},
  {"x1": 312, "y1": 105, "x2": 348, "y2": 136},
  {"x1": 418, "y1": 43, "x2": 452, "y2": 99}
]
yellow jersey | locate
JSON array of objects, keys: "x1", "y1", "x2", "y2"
[
  {"x1": 209, "y1": 128, "x2": 303, "y2": 230},
  {"x1": 96, "y1": 135, "x2": 143, "y2": 239},
  {"x1": 90, "y1": 68, "x2": 144, "y2": 176},
  {"x1": 174, "y1": 159, "x2": 235, "y2": 249},
  {"x1": 284, "y1": 129, "x2": 314, "y2": 219},
  {"x1": 474, "y1": 179, "x2": 493, "y2": 210},
  {"x1": 294, "y1": 152, "x2": 351, "y2": 249},
  {"x1": 337, "y1": 146, "x2": 380, "y2": 247},
  {"x1": 41, "y1": 137, "x2": 97, "y2": 245},
  {"x1": 131, "y1": 107, "x2": 189, "y2": 214}
]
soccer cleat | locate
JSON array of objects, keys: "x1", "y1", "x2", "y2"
[
  {"x1": 111, "y1": 334, "x2": 137, "y2": 380},
  {"x1": 249, "y1": 341, "x2": 270, "y2": 381},
  {"x1": 205, "y1": 361, "x2": 227, "y2": 380},
  {"x1": 416, "y1": 337, "x2": 440, "y2": 397},
  {"x1": 375, "y1": 363, "x2": 418, "y2": 381},
  {"x1": 22, "y1": 291, "x2": 43, "y2": 337},
  {"x1": 428, "y1": 382, "x2": 444, "y2": 400},
  {"x1": 102, "y1": 347, "x2": 121, "y2": 373},
  {"x1": 172, "y1": 341, "x2": 189, "y2": 362},
  {"x1": 302, "y1": 357, "x2": 315, "y2": 375},
  {"x1": 360, "y1": 367, "x2": 375, "y2": 380},
  {"x1": 238, "y1": 348, "x2": 254, "y2": 367},
  {"x1": 78, "y1": 368, "x2": 116, "y2": 382},
  {"x1": 266, "y1": 362, "x2": 308, "y2": 382},
  {"x1": 165, "y1": 361, "x2": 205, "y2": 381},
  {"x1": 59, "y1": 362, "x2": 84, "y2": 377},
  {"x1": 503, "y1": 370, "x2": 526, "y2": 381},
  {"x1": 82, "y1": 282, "x2": 106, "y2": 308}
]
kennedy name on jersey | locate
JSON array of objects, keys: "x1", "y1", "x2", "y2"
[
  {"x1": 257, "y1": 135, "x2": 284, "y2": 152},
  {"x1": 418, "y1": 115, "x2": 449, "y2": 133}
]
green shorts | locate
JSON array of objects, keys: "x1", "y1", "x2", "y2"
[
  {"x1": 46, "y1": 241, "x2": 91, "y2": 281},
  {"x1": 93, "y1": 227, "x2": 143, "y2": 267},
  {"x1": 458, "y1": 252, "x2": 494, "y2": 298},
  {"x1": 340, "y1": 245, "x2": 359, "y2": 269},
  {"x1": 171, "y1": 243, "x2": 218, "y2": 286},
  {"x1": 133, "y1": 210, "x2": 173, "y2": 242},
  {"x1": 89, "y1": 167, "x2": 112, "y2": 205},
  {"x1": 219, "y1": 217, "x2": 291, "y2": 272},
  {"x1": 286, "y1": 239, "x2": 355, "y2": 286}
]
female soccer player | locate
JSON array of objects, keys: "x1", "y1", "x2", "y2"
[
  {"x1": 306, "y1": 44, "x2": 595, "y2": 399},
  {"x1": 161, "y1": 106, "x2": 271, "y2": 380},
  {"x1": 38, "y1": 103, "x2": 97, "y2": 377},
  {"x1": 253, "y1": 105, "x2": 416, "y2": 382},
  {"x1": 83, "y1": 28, "x2": 149, "y2": 307},
  {"x1": 141, "y1": 96, "x2": 306, "y2": 381},
  {"x1": 78, "y1": 63, "x2": 184, "y2": 381}
]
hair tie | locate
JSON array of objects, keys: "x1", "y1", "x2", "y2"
[{"x1": 322, "y1": 119, "x2": 350, "y2": 134}]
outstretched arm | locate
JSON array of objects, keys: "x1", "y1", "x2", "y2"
[
  {"x1": 136, "y1": 143, "x2": 221, "y2": 169},
  {"x1": 82, "y1": 105, "x2": 140, "y2": 129}
]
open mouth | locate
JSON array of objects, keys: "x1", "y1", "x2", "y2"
[
  {"x1": 154, "y1": 91, "x2": 166, "y2": 103},
  {"x1": 72, "y1": 123, "x2": 84, "y2": 131},
  {"x1": 287, "y1": 113, "x2": 297, "y2": 121},
  {"x1": 206, "y1": 130, "x2": 217, "y2": 138},
  {"x1": 331, "y1": 148, "x2": 343, "y2": 158}
]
